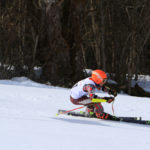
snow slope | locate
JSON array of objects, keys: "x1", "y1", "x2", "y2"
[{"x1": 0, "y1": 77, "x2": 150, "y2": 150}]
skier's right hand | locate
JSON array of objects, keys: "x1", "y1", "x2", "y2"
[{"x1": 93, "y1": 95, "x2": 98, "y2": 98}]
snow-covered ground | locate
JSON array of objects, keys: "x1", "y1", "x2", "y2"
[{"x1": 0, "y1": 77, "x2": 150, "y2": 150}]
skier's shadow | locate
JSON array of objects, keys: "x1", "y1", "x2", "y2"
[{"x1": 52, "y1": 117, "x2": 113, "y2": 127}]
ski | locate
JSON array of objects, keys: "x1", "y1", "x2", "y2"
[
  {"x1": 58, "y1": 110, "x2": 140, "y2": 120},
  {"x1": 58, "y1": 110, "x2": 150, "y2": 125}
]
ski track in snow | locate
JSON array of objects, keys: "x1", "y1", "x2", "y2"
[{"x1": 0, "y1": 78, "x2": 150, "y2": 150}]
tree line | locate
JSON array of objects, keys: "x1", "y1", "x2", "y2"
[{"x1": 0, "y1": 0, "x2": 150, "y2": 96}]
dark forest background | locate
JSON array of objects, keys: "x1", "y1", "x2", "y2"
[{"x1": 0, "y1": 0, "x2": 150, "y2": 96}]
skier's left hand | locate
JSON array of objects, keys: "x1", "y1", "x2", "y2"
[
  {"x1": 108, "y1": 89, "x2": 117, "y2": 97},
  {"x1": 104, "y1": 97, "x2": 115, "y2": 103}
]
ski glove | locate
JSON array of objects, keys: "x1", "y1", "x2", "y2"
[
  {"x1": 103, "y1": 97, "x2": 114, "y2": 103},
  {"x1": 93, "y1": 95, "x2": 98, "y2": 98},
  {"x1": 108, "y1": 89, "x2": 117, "y2": 97}
]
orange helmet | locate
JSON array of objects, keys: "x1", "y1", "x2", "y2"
[{"x1": 91, "y1": 69, "x2": 107, "y2": 84}]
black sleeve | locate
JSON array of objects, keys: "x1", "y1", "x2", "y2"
[{"x1": 101, "y1": 85, "x2": 110, "y2": 92}]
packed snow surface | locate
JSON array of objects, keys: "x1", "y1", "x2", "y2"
[{"x1": 0, "y1": 77, "x2": 150, "y2": 150}]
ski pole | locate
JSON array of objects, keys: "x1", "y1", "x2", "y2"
[
  {"x1": 56, "y1": 106, "x2": 84, "y2": 116},
  {"x1": 111, "y1": 96, "x2": 116, "y2": 115},
  {"x1": 112, "y1": 101, "x2": 115, "y2": 115}
]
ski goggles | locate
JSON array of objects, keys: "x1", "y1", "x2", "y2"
[
  {"x1": 102, "y1": 78, "x2": 107, "y2": 84},
  {"x1": 95, "y1": 78, "x2": 107, "y2": 88}
]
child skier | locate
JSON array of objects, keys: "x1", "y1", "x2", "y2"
[{"x1": 70, "y1": 69, "x2": 117, "y2": 119}]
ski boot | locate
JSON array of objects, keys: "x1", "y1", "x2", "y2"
[
  {"x1": 84, "y1": 105, "x2": 95, "y2": 118},
  {"x1": 96, "y1": 112, "x2": 120, "y2": 121}
]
